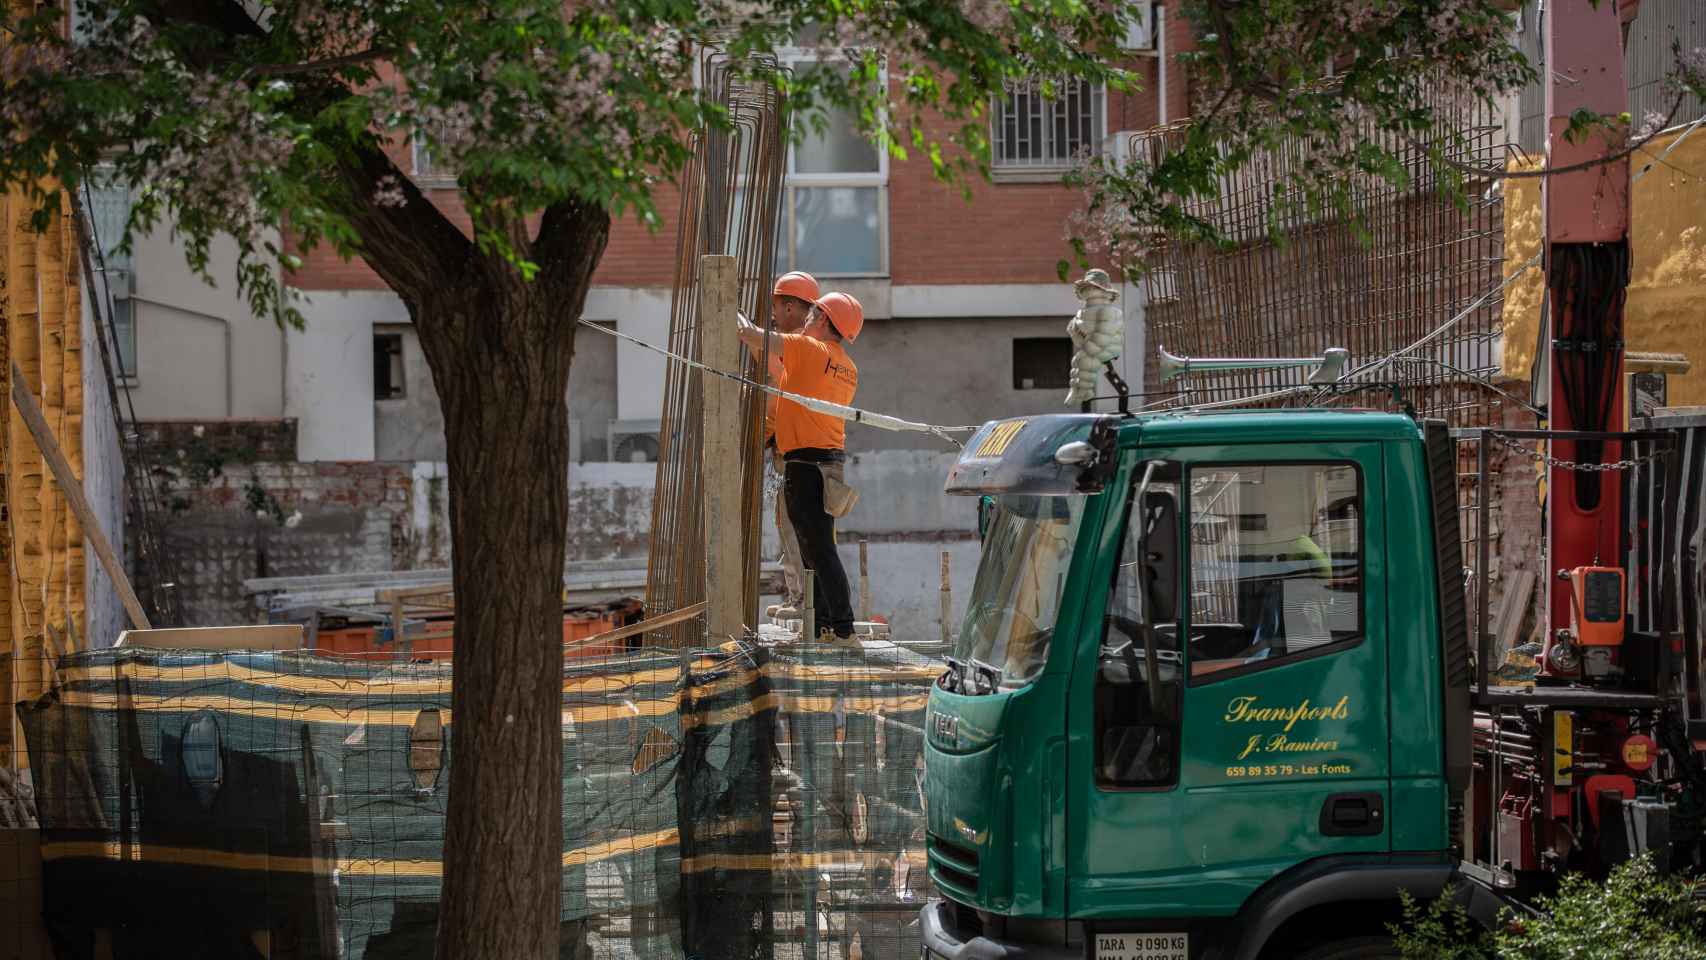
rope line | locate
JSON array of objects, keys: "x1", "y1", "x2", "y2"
[{"x1": 574, "y1": 318, "x2": 979, "y2": 446}]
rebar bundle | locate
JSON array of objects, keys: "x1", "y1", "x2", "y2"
[
  {"x1": 645, "y1": 53, "x2": 788, "y2": 646},
  {"x1": 1132, "y1": 90, "x2": 1517, "y2": 655},
  {"x1": 1134, "y1": 92, "x2": 1510, "y2": 428}
]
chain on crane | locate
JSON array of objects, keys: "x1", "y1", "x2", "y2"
[{"x1": 1490, "y1": 432, "x2": 1671, "y2": 473}]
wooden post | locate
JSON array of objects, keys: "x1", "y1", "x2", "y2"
[
  {"x1": 698, "y1": 254, "x2": 745, "y2": 641},
  {"x1": 10, "y1": 362, "x2": 150, "y2": 632},
  {"x1": 939, "y1": 550, "x2": 952, "y2": 645},
  {"x1": 858, "y1": 539, "x2": 870, "y2": 622}
]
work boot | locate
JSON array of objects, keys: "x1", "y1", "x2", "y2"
[{"x1": 818, "y1": 628, "x2": 859, "y2": 649}]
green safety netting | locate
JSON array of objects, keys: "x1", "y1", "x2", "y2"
[{"x1": 19, "y1": 640, "x2": 940, "y2": 960}]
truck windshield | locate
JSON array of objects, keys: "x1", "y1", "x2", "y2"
[{"x1": 956, "y1": 495, "x2": 1087, "y2": 688}]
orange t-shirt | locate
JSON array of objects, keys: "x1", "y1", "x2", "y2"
[{"x1": 775, "y1": 333, "x2": 858, "y2": 454}]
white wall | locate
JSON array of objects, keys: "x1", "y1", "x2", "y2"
[
  {"x1": 127, "y1": 224, "x2": 286, "y2": 420},
  {"x1": 287, "y1": 291, "x2": 387, "y2": 461},
  {"x1": 582, "y1": 287, "x2": 672, "y2": 422}
]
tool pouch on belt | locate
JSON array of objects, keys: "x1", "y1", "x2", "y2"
[{"x1": 820, "y1": 462, "x2": 859, "y2": 518}]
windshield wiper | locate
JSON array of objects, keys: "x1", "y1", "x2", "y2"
[{"x1": 968, "y1": 658, "x2": 1001, "y2": 695}]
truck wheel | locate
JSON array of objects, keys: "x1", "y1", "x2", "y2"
[{"x1": 1291, "y1": 937, "x2": 1399, "y2": 960}]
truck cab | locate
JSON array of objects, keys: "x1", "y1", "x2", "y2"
[{"x1": 921, "y1": 410, "x2": 1471, "y2": 960}]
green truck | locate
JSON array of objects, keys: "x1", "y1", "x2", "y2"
[{"x1": 919, "y1": 410, "x2": 1703, "y2": 960}]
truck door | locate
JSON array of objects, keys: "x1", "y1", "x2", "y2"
[{"x1": 1068, "y1": 443, "x2": 1390, "y2": 921}]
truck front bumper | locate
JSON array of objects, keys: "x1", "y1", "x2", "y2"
[{"x1": 920, "y1": 901, "x2": 1080, "y2": 960}]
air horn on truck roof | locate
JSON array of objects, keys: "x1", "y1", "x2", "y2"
[{"x1": 1157, "y1": 345, "x2": 1350, "y2": 384}]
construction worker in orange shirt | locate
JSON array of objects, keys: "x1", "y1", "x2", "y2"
[
  {"x1": 765, "y1": 271, "x2": 817, "y2": 619},
  {"x1": 737, "y1": 291, "x2": 862, "y2": 642}
]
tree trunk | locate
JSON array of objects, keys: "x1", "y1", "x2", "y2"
[{"x1": 416, "y1": 200, "x2": 604, "y2": 956}]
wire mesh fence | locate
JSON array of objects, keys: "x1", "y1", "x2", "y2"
[{"x1": 10, "y1": 639, "x2": 942, "y2": 960}]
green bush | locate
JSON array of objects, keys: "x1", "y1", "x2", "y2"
[
  {"x1": 1391, "y1": 856, "x2": 1705, "y2": 960},
  {"x1": 1392, "y1": 889, "x2": 1494, "y2": 960}
]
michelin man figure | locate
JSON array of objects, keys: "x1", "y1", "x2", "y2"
[{"x1": 1065, "y1": 269, "x2": 1123, "y2": 406}]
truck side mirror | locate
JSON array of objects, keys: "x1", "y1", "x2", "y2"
[{"x1": 1141, "y1": 490, "x2": 1179, "y2": 625}]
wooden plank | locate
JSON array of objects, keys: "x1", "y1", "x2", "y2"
[
  {"x1": 10, "y1": 362, "x2": 150, "y2": 631},
  {"x1": 563, "y1": 601, "x2": 707, "y2": 650},
  {"x1": 1493, "y1": 568, "x2": 1537, "y2": 661},
  {"x1": 115, "y1": 625, "x2": 303, "y2": 651},
  {"x1": 9, "y1": 195, "x2": 52, "y2": 711},
  {"x1": 698, "y1": 254, "x2": 744, "y2": 642}
]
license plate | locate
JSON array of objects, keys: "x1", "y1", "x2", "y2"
[{"x1": 1095, "y1": 932, "x2": 1188, "y2": 960}]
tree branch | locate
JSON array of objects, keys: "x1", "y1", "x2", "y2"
[
  {"x1": 1420, "y1": 93, "x2": 1686, "y2": 181},
  {"x1": 253, "y1": 48, "x2": 394, "y2": 77},
  {"x1": 140, "y1": 0, "x2": 473, "y2": 307},
  {"x1": 331, "y1": 143, "x2": 474, "y2": 305}
]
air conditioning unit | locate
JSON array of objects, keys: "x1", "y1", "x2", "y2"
[
  {"x1": 1105, "y1": 129, "x2": 1142, "y2": 170},
  {"x1": 606, "y1": 419, "x2": 662, "y2": 463},
  {"x1": 1120, "y1": 2, "x2": 1158, "y2": 51}
]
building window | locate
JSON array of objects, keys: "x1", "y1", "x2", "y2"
[
  {"x1": 411, "y1": 129, "x2": 457, "y2": 186},
  {"x1": 375, "y1": 333, "x2": 405, "y2": 400},
  {"x1": 1012, "y1": 337, "x2": 1073, "y2": 390},
  {"x1": 83, "y1": 173, "x2": 137, "y2": 378},
  {"x1": 772, "y1": 60, "x2": 889, "y2": 277},
  {"x1": 992, "y1": 78, "x2": 1105, "y2": 172}
]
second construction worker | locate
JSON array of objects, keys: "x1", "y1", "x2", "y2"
[
  {"x1": 738, "y1": 291, "x2": 863, "y2": 642},
  {"x1": 765, "y1": 271, "x2": 819, "y2": 618}
]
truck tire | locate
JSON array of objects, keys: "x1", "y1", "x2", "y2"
[{"x1": 1290, "y1": 937, "x2": 1399, "y2": 960}]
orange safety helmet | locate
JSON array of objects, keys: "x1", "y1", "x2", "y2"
[
  {"x1": 772, "y1": 271, "x2": 820, "y2": 303},
  {"x1": 814, "y1": 292, "x2": 864, "y2": 342}
]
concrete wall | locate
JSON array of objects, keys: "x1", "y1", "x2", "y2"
[
  {"x1": 373, "y1": 321, "x2": 444, "y2": 461},
  {"x1": 127, "y1": 224, "x2": 286, "y2": 420},
  {"x1": 371, "y1": 317, "x2": 623, "y2": 464},
  {"x1": 759, "y1": 450, "x2": 982, "y2": 638},
  {"x1": 581, "y1": 287, "x2": 672, "y2": 422},
  {"x1": 847, "y1": 316, "x2": 1085, "y2": 453}
]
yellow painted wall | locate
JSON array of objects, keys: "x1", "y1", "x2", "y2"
[
  {"x1": 0, "y1": 186, "x2": 90, "y2": 767},
  {"x1": 0, "y1": 1, "x2": 92, "y2": 767},
  {"x1": 1502, "y1": 128, "x2": 1706, "y2": 406}
]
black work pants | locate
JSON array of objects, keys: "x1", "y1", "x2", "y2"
[{"x1": 783, "y1": 460, "x2": 855, "y2": 638}]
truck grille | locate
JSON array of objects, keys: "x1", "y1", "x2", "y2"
[{"x1": 927, "y1": 833, "x2": 980, "y2": 895}]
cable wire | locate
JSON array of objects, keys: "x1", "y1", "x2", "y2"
[{"x1": 574, "y1": 318, "x2": 979, "y2": 446}]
